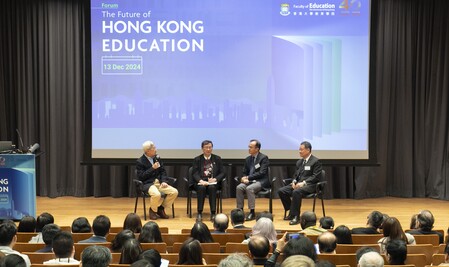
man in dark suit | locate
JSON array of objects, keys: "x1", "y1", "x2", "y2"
[
  {"x1": 136, "y1": 140, "x2": 178, "y2": 220},
  {"x1": 278, "y1": 141, "x2": 323, "y2": 225},
  {"x1": 78, "y1": 215, "x2": 110, "y2": 243},
  {"x1": 192, "y1": 140, "x2": 225, "y2": 222},
  {"x1": 236, "y1": 139, "x2": 270, "y2": 221},
  {"x1": 406, "y1": 210, "x2": 444, "y2": 243}
]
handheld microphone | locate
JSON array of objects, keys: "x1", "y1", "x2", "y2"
[
  {"x1": 28, "y1": 143, "x2": 40, "y2": 154},
  {"x1": 16, "y1": 129, "x2": 26, "y2": 153},
  {"x1": 154, "y1": 154, "x2": 160, "y2": 162}
]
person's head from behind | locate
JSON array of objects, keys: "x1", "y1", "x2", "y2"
[
  {"x1": 213, "y1": 213, "x2": 229, "y2": 232},
  {"x1": 190, "y1": 222, "x2": 214, "y2": 243},
  {"x1": 333, "y1": 225, "x2": 353, "y2": 244},
  {"x1": 367, "y1": 211, "x2": 383, "y2": 229},
  {"x1": 71, "y1": 217, "x2": 92, "y2": 233},
  {"x1": 386, "y1": 239, "x2": 407, "y2": 265},
  {"x1": 177, "y1": 238, "x2": 203, "y2": 265},
  {"x1": 300, "y1": 211, "x2": 317, "y2": 230},
  {"x1": 52, "y1": 232, "x2": 74, "y2": 258},
  {"x1": 317, "y1": 232, "x2": 337, "y2": 254},
  {"x1": 409, "y1": 214, "x2": 418, "y2": 229},
  {"x1": 284, "y1": 236, "x2": 317, "y2": 262},
  {"x1": 82, "y1": 245, "x2": 112, "y2": 267},
  {"x1": 382, "y1": 217, "x2": 406, "y2": 240},
  {"x1": 256, "y1": 211, "x2": 273, "y2": 222},
  {"x1": 138, "y1": 221, "x2": 162, "y2": 243},
  {"x1": 316, "y1": 260, "x2": 336, "y2": 267},
  {"x1": 17, "y1": 215, "x2": 36, "y2": 232},
  {"x1": 0, "y1": 254, "x2": 26, "y2": 267},
  {"x1": 356, "y1": 247, "x2": 377, "y2": 262},
  {"x1": 93, "y1": 215, "x2": 111, "y2": 237},
  {"x1": 417, "y1": 210, "x2": 435, "y2": 231},
  {"x1": 120, "y1": 238, "x2": 142, "y2": 264},
  {"x1": 41, "y1": 224, "x2": 61, "y2": 246},
  {"x1": 131, "y1": 259, "x2": 154, "y2": 267},
  {"x1": 123, "y1": 213, "x2": 142, "y2": 233},
  {"x1": 218, "y1": 253, "x2": 253, "y2": 267},
  {"x1": 36, "y1": 212, "x2": 54, "y2": 232},
  {"x1": 319, "y1": 216, "x2": 334, "y2": 230},
  {"x1": 139, "y1": 249, "x2": 161, "y2": 267},
  {"x1": 358, "y1": 251, "x2": 384, "y2": 267},
  {"x1": 281, "y1": 255, "x2": 316, "y2": 267},
  {"x1": 111, "y1": 229, "x2": 135, "y2": 252},
  {"x1": 230, "y1": 208, "x2": 245, "y2": 226},
  {"x1": 0, "y1": 222, "x2": 17, "y2": 247},
  {"x1": 251, "y1": 217, "x2": 277, "y2": 244},
  {"x1": 248, "y1": 235, "x2": 270, "y2": 259}
]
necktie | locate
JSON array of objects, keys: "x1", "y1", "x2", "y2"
[{"x1": 249, "y1": 156, "x2": 255, "y2": 175}]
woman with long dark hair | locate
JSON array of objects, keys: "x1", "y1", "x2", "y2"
[
  {"x1": 138, "y1": 221, "x2": 163, "y2": 243},
  {"x1": 378, "y1": 217, "x2": 415, "y2": 253}
]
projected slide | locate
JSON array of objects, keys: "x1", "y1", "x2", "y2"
[{"x1": 90, "y1": 0, "x2": 370, "y2": 159}]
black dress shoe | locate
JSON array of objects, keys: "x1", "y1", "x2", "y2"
[
  {"x1": 284, "y1": 213, "x2": 293, "y2": 221},
  {"x1": 196, "y1": 213, "x2": 202, "y2": 222},
  {"x1": 210, "y1": 213, "x2": 216, "y2": 222},
  {"x1": 246, "y1": 212, "x2": 256, "y2": 221},
  {"x1": 289, "y1": 216, "x2": 300, "y2": 225}
]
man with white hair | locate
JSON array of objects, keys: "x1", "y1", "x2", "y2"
[
  {"x1": 358, "y1": 251, "x2": 384, "y2": 267},
  {"x1": 136, "y1": 140, "x2": 178, "y2": 220}
]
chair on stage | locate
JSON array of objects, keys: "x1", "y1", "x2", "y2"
[
  {"x1": 282, "y1": 170, "x2": 327, "y2": 217},
  {"x1": 234, "y1": 167, "x2": 276, "y2": 213},
  {"x1": 185, "y1": 166, "x2": 226, "y2": 218},
  {"x1": 133, "y1": 176, "x2": 176, "y2": 220}
]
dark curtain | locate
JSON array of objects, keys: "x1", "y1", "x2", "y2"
[{"x1": 1, "y1": 0, "x2": 448, "y2": 199}]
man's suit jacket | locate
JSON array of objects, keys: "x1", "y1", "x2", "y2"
[
  {"x1": 78, "y1": 235, "x2": 108, "y2": 243},
  {"x1": 192, "y1": 154, "x2": 225, "y2": 187},
  {"x1": 136, "y1": 154, "x2": 169, "y2": 189},
  {"x1": 242, "y1": 152, "x2": 270, "y2": 188},
  {"x1": 294, "y1": 154, "x2": 323, "y2": 186}
]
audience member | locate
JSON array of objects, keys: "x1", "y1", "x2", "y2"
[
  {"x1": 17, "y1": 216, "x2": 36, "y2": 233},
  {"x1": 230, "y1": 208, "x2": 248, "y2": 229},
  {"x1": 316, "y1": 260, "x2": 335, "y2": 267},
  {"x1": 351, "y1": 211, "x2": 383, "y2": 234},
  {"x1": 0, "y1": 254, "x2": 27, "y2": 267},
  {"x1": 36, "y1": 224, "x2": 61, "y2": 253},
  {"x1": 130, "y1": 259, "x2": 152, "y2": 267},
  {"x1": 177, "y1": 238, "x2": 206, "y2": 265},
  {"x1": 248, "y1": 235, "x2": 270, "y2": 265},
  {"x1": 81, "y1": 245, "x2": 112, "y2": 267},
  {"x1": 282, "y1": 255, "x2": 316, "y2": 267},
  {"x1": 266, "y1": 232, "x2": 317, "y2": 267},
  {"x1": 138, "y1": 221, "x2": 163, "y2": 243},
  {"x1": 139, "y1": 249, "x2": 163, "y2": 267},
  {"x1": 0, "y1": 222, "x2": 31, "y2": 267},
  {"x1": 29, "y1": 212, "x2": 54, "y2": 243},
  {"x1": 317, "y1": 232, "x2": 337, "y2": 254},
  {"x1": 71, "y1": 217, "x2": 91, "y2": 233},
  {"x1": 243, "y1": 218, "x2": 277, "y2": 248},
  {"x1": 409, "y1": 214, "x2": 418, "y2": 230},
  {"x1": 218, "y1": 253, "x2": 253, "y2": 267},
  {"x1": 356, "y1": 247, "x2": 377, "y2": 263},
  {"x1": 333, "y1": 225, "x2": 353, "y2": 244},
  {"x1": 123, "y1": 213, "x2": 142, "y2": 233},
  {"x1": 300, "y1": 211, "x2": 327, "y2": 235},
  {"x1": 43, "y1": 232, "x2": 79, "y2": 264},
  {"x1": 213, "y1": 213, "x2": 229, "y2": 233},
  {"x1": 385, "y1": 239, "x2": 407, "y2": 265},
  {"x1": 319, "y1": 217, "x2": 335, "y2": 230},
  {"x1": 406, "y1": 210, "x2": 444, "y2": 243},
  {"x1": 120, "y1": 239, "x2": 142, "y2": 264},
  {"x1": 190, "y1": 222, "x2": 214, "y2": 243},
  {"x1": 256, "y1": 211, "x2": 274, "y2": 222},
  {"x1": 111, "y1": 230, "x2": 136, "y2": 253},
  {"x1": 79, "y1": 215, "x2": 110, "y2": 243},
  {"x1": 378, "y1": 217, "x2": 415, "y2": 253},
  {"x1": 358, "y1": 251, "x2": 384, "y2": 267}
]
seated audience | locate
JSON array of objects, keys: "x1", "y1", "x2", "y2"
[
  {"x1": 319, "y1": 216, "x2": 335, "y2": 230},
  {"x1": 110, "y1": 229, "x2": 135, "y2": 253},
  {"x1": 378, "y1": 217, "x2": 415, "y2": 253},
  {"x1": 352, "y1": 211, "x2": 384, "y2": 234},
  {"x1": 71, "y1": 217, "x2": 91, "y2": 233},
  {"x1": 333, "y1": 225, "x2": 353, "y2": 244},
  {"x1": 317, "y1": 232, "x2": 337, "y2": 254},
  {"x1": 409, "y1": 214, "x2": 418, "y2": 229},
  {"x1": 385, "y1": 239, "x2": 407, "y2": 265},
  {"x1": 358, "y1": 251, "x2": 384, "y2": 267},
  {"x1": 248, "y1": 235, "x2": 270, "y2": 265},
  {"x1": 120, "y1": 239, "x2": 142, "y2": 264},
  {"x1": 300, "y1": 211, "x2": 327, "y2": 235},
  {"x1": 212, "y1": 213, "x2": 229, "y2": 233},
  {"x1": 190, "y1": 222, "x2": 214, "y2": 243},
  {"x1": 266, "y1": 232, "x2": 317, "y2": 266},
  {"x1": 0, "y1": 221, "x2": 31, "y2": 267},
  {"x1": 177, "y1": 238, "x2": 206, "y2": 265},
  {"x1": 218, "y1": 253, "x2": 253, "y2": 267},
  {"x1": 0, "y1": 254, "x2": 27, "y2": 267},
  {"x1": 230, "y1": 208, "x2": 249, "y2": 229},
  {"x1": 356, "y1": 247, "x2": 377, "y2": 263},
  {"x1": 43, "y1": 232, "x2": 79, "y2": 264},
  {"x1": 138, "y1": 221, "x2": 163, "y2": 243},
  {"x1": 17, "y1": 216, "x2": 36, "y2": 233},
  {"x1": 36, "y1": 224, "x2": 61, "y2": 253},
  {"x1": 29, "y1": 212, "x2": 54, "y2": 243},
  {"x1": 406, "y1": 210, "x2": 444, "y2": 243},
  {"x1": 243, "y1": 218, "x2": 277, "y2": 249},
  {"x1": 123, "y1": 213, "x2": 142, "y2": 233},
  {"x1": 79, "y1": 215, "x2": 110, "y2": 243},
  {"x1": 282, "y1": 255, "x2": 316, "y2": 267},
  {"x1": 81, "y1": 245, "x2": 112, "y2": 267},
  {"x1": 139, "y1": 248, "x2": 166, "y2": 267}
]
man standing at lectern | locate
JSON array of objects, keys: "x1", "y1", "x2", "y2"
[
  {"x1": 136, "y1": 140, "x2": 178, "y2": 220},
  {"x1": 278, "y1": 141, "x2": 322, "y2": 225}
]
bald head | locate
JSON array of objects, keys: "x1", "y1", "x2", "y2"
[
  {"x1": 317, "y1": 232, "x2": 337, "y2": 253},
  {"x1": 248, "y1": 235, "x2": 270, "y2": 259},
  {"x1": 358, "y1": 251, "x2": 384, "y2": 267},
  {"x1": 213, "y1": 213, "x2": 229, "y2": 232}
]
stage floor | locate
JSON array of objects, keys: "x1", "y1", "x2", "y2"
[{"x1": 36, "y1": 196, "x2": 449, "y2": 233}]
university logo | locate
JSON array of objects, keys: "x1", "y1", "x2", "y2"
[{"x1": 280, "y1": 3, "x2": 291, "y2": 16}]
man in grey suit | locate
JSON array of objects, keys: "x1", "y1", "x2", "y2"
[
  {"x1": 236, "y1": 139, "x2": 270, "y2": 221},
  {"x1": 278, "y1": 141, "x2": 323, "y2": 225}
]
